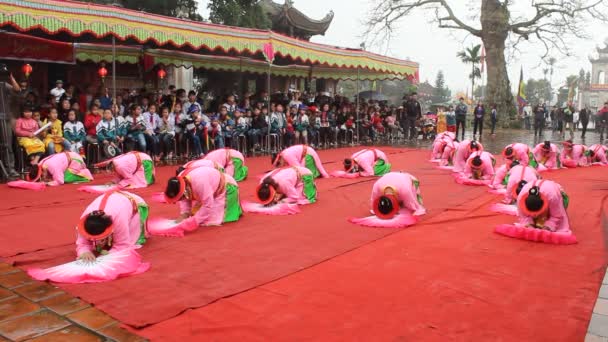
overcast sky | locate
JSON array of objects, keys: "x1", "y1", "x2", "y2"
[{"x1": 196, "y1": 0, "x2": 606, "y2": 95}]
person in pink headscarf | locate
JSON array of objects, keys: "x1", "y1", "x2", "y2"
[
  {"x1": 494, "y1": 179, "x2": 575, "y2": 244},
  {"x1": 560, "y1": 140, "x2": 588, "y2": 168},
  {"x1": 452, "y1": 140, "x2": 483, "y2": 173},
  {"x1": 586, "y1": 144, "x2": 608, "y2": 165},
  {"x1": 150, "y1": 166, "x2": 242, "y2": 236},
  {"x1": 96, "y1": 151, "x2": 155, "y2": 189},
  {"x1": 76, "y1": 191, "x2": 149, "y2": 261},
  {"x1": 271, "y1": 144, "x2": 329, "y2": 178},
  {"x1": 532, "y1": 141, "x2": 561, "y2": 170},
  {"x1": 349, "y1": 172, "x2": 425, "y2": 228},
  {"x1": 456, "y1": 151, "x2": 495, "y2": 185},
  {"x1": 203, "y1": 148, "x2": 248, "y2": 181},
  {"x1": 333, "y1": 148, "x2": 391, "y2": 178},
  {"x1": 27, "y1": 151, "x2": 93, "y2": 186},
  {"x1": 257, "y1": 166, "x2": 317, "y2": 205},
  {"x1": 502, "y1": 143, "x2": 537, "y2": 168}
]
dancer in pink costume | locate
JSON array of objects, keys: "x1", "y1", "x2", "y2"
[
  {"x1": 502, "y1": 143, "x2": 537, "y2": 167},
  {"x1": 271, "y1": 144, "x2": 329, "y2": 178},
  {"x1": 80, "y1": 152, "x2": 155, "y2": 193},
  {"x1": 431, "y1": 133, "x2": 455, "y2": 161},
  {"x1": 243, "y1": 166, "x2": 317, "y2": 215},
  {"x1": 349, "y1": 172, "x2": 425, "y2": 228},
  {"x1": 560, "y1": 140, "x2": 588, "y2": 168},
  {"x1": 495, "y1": 179, "x2": 575, "y2": 245},
  {"x1": 8, "y1": 152, "x2": 93, "y2": 190},
  {"x1": 586, "y1": 144, "x2": 608, "y2": 165},
  {"x1": 489, "y1": 164, "x2": 541, "y2": 216},
  {"x1": 149, "y1": 166, "x2": 242, "y2": 237},
  {"x1": 182, "y1": 158, "x2": 223, "y2": 172},
  {"x1": 456, "y1": 151, "x2": 495, "y2": 185},
  {"x1": 203, "y1": 148, "x2": 248, "y2": 181},
  {"x1": 532, "y1": 141, "x2": 561, "y2": 170},
  {"x1": 331, "y1": 148, "x2": 391, "y2": 178},
  {"x1": 437, "y1": 139, "x2": 459, "y2": 169},
  {"x1": 491, "y1": 159, "x2": 516, "y2": 190},
  {"x1": 452, "y1": 140, "x2": 483, "y2": 173}
]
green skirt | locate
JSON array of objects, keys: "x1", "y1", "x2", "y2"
[
  {"x1": 373, "y1": 159, "x2": 391, "y2": 176},
  {"x1": 305, "y1": 154, "x2": 321, "y2": 179},
  {"x1": 528, "y1": 152, "x2": 539, "y2": 169},
  {"x1": 232, "y1": 157, "x2": 248, "y2": 182},
  {"x1": 136, "y1": 204, "x2": 149, "y2": 245},
  {"x1": 142, "y1": 160, "x2": 155, "y2": 185},
  {"x1": 301, "y1": 175, "x2": 317, "y2": 203},
  {"x1": 223, "y1": 183, "x2": 243, "y2": 223},
  {"x1": 412, "y1": 178, "x2": 423, "y2": 205},
  {"x1": 63, "y1": 170, "x2": 90, "y2": 184}
]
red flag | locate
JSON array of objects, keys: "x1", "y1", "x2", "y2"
[
  {"x1": 480, "y1": 45, "x2": 486, "y2": 73},
  {"x1": 263, "y1": 42, "x2": 275, "y2": 64}
]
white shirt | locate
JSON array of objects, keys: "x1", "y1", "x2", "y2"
[{"x1": 50, "y1": 87, "x2": 65, "y2": 103}]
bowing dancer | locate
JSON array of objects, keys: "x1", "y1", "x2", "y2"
[
  {"x1": 332, "y1": 148, "x2": 391, "y2": 178},
  {"x1": 452, "y1": 140, "x2": 483, "y2": 173},
  {"x1": 495, "y1": 180, "x2": 575, "y2": 245},
  {"x1": 149, "y1": 166, "x2": 242, "y2": 237},
  {"x1": 272, "y1": 144, "x2": 329, "y2": 178},
  {"x1": 203, "y1": 147, "x2": 248, "y2": 182},
  {"x1": 532, "y1": 141, "x2": 561, "y2": 170},
  {"x1": 151, "y1": 159, "x2": 225, "y2": 204},
  {"x1": 586, "y1": 144, "x2": 608, "y2": 165},
  {"x1": 243, "y1": 166, "x2": 317, "y2": 215},
  {"x1": 431, "y1": 132, "x2": 455, "y2": 161},
  {"x1": 455, "y1": 151, "x2": 495, "y2": 185},
  {"x1": 28, "y1": 191, "x2": 150, "y2": 283},
  {"x1": 560, "y1": 140, "x2": 588, "y2": 168},
  {"x1": 502, "y1": 143, "x2": 537, "y2": 168},
  {"x1": 349, "y1": 172, "x2": 426, "y2": 228},
  {"x1": 438, "y1": 139, "x2": 459, "y2": 169},
  {"x1": 489, "y1": 164, "x2": 541, "y2": 216},
  {"x1": 8, "y1": 151, "x2": 93, "y2": 190},
  {"x1": 80, "y1": 151, "x2": 155, "y2": 193}
]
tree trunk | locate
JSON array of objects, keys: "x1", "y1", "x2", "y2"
[{"x1": 481, "y1": 0, "x2": 513, "y2": 122}]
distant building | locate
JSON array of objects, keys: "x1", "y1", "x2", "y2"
[
  {"x1": 581, "y1": 44, "x2": 608, "y2": 111},
  {"x1": 260, "y1": 0, "x2": 334, "y2": 40}
]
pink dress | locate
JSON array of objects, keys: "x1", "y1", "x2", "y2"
[
  {"x1": 76, "y1": 192, "x2": 147, "y2": 257},
  {"x1": 491, "y1": 164, "x2": 509, "y2": 189},
  {"x1": 505, "y1": 143, "x2": 531, "y2": 166},
  {"x1": 439, "y1": 140, "x2": 459, "y2": 167},
  {"x1": 431, "y1": 135, "x2": 453, "y2": 160},
  {"x1": 516, "y1": 180, "x2": 570, "y2": 233},
  {"x1": 463, "y1": 151, "x2": 495, "y2": 180},
  {"x1": 453, "y1": 140, "x2": 484, "y2": 173},
  {"x1": 184, "y1": 159, "x2": 223, "y2": 171},
  {"x1": 560, "y1": 144, "x2": 587, "y2": 168},
  {"x1": 101, "y1": 152, "x2": 154, "y2": 188},
  {"x1": 588, "y1": 144, "x2": 608, "y2": 165},
  {"x1": 371, "y1": 172, "x2": 426, "y2": 216},
  {"x1": 203, "y1": 148, "x2": 244, "y2": 177},
  {"x1": 504, "y1": 165, "x2": 540, "y2": 204},
  {"x1": 40, "y1": 152, "x2": 93, "y2": 186},
  {"x1": 532, "y1": 143, "x2": 559, "y2": 169},
  {"x1": 178, "y1": 167, "x2": 238, "y2": 226},
  {"x1": 351, "y1": 149, "x2": 389, "y2": 177},
  {"x1": 260, "y1": 166, "x2": 314, "y2": 205},
  {"x1": 279, "y1": 145, "x2": 329, "y2": 178}
]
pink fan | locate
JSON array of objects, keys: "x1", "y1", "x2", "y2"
[
  {"x1": 147, "y1": 217, "x2": 199, "y2": 237},
  {"x1": 7, "y1": 180, "x2": 46, "y2": 191},
  {"x1": 561, "y1": 159, "x2": 578, "y2": 168},
  {"x1": 330, "y1": 170, "x2": 360, "y2": 178},
  {"x1": 78, "y1": 184, "x2": 118, "y2": 194},
  {"x1": 436, "y1": 165, "x2": 453, "y2": 171},
  {"x1": 487, "y1": 187, "x2": 507, "y2": 195},
  {"x1": 349, "y1": 209, "x2": 418, "y2": 228},
  {"x1": 494, "y1": 224, "x2": 577, "y2": 245},
  {"x1": 454, "y1": 175, "x2": 491, "y2": 186},
  {"x1": 489, "y1": 203, "x2": 518, "y2": 216},
  {"x1": 242, "y1": 201, "x2": 300, "y2": 215},
  {"x1": 429, "y1": 159, "x2": 442, "y2": 163},
  {"x1": 151, "y1": 192, "x2": 168, "y2": 203},
  {"x1": 27, "y1": 249, "x2": 150, "y2": 284}
]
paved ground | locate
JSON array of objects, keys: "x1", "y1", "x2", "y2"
[{"x1": 0, "y1": 263, "x2": 145, "y2": 341}]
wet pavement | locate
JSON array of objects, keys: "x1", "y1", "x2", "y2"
[{"x1": 0, "y1": 263, "x2": 145, "y2": 341}]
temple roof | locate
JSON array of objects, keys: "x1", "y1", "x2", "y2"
[{"x1": 260, "y1": 0, "x2": 333, "y2": 39}]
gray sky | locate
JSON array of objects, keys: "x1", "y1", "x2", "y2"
[{"x1": 197, "y1": 0, "x2": 605, "y2": 95}]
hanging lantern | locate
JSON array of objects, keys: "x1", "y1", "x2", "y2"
[
  {"x1": 98, "y1": 63, "x2": 108, "y2": 81},
  {"x1": 157, "y1": 68, "x2": 167, "y2": 80},
  {"x1": 21, "y1": 63, "x2": 33, "y2": 79}
]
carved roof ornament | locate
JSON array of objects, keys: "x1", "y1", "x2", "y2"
[{"x1": 260, "y1": 0, "x2": 334, "y2": 40}]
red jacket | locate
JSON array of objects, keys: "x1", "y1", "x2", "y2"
[{"x1": 84, "y1": 113, "x2": 101, "y2": 136}]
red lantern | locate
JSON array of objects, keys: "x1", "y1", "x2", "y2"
[
  {"x1": 98, "y1": 65, "x2": 108, "y2": 79},
  {"x1": 22, "y1": 63, "x2": 33, "y2": 78},
  {"x1": 157, "y1": 68, "x2": 166, "y2": 80}
]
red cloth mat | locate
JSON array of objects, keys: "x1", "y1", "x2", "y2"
[{"x1": 137, "y1": 166, "x2": 608, "y2": 340}]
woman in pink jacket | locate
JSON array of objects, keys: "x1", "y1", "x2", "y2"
[
  {"x1": 502, "y1": 143, "x2": 536, "y2": 168},
  {"x1": 560, "y1": 140, "x2": 588, "y2": 168},
  {"x1": 431, "y1": 133, "x2": 455, "y2": 161},
  {"x1": 452, "y1": 140, "x2": 483, "y2": 173},
  {"x1": 203, "y1": 148, "x2": 248, "y2": 181},
  {"x1": 532, "y1": 141, "x2": 560, "y2": 170},
  {"x1": 349, "y1": 172, "x2": 426, "y2": 228},
  {"x1": 28, "y1": 151, "x2": 93, "y2": 186},
  {"x1": 271, "y1": 144, "x2": 329, "y2": 178},
  {"x1": 332, "y1": 148, "x2": 391, "y2": 178},
  {"x1": 257, "y1": 166, "x2": 317, "y2": 205},
  {"x1": 97, "y1": 151, "x2": 155, "y2": 189},
  {"x1": 150, "y1": 166, "x2": 242, "y2": 237},
  {"x1": 586, "y1": 144, "x2": 608, "y2": 165},
  {"x1": 495, "y1": 180, "x2": 575, "y2": 244},
  {"x1": 456, "y1": 151, "x2": 495, "y2": 185}
]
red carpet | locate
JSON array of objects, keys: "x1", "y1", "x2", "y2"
[{"x1": 3, "y1": 147, "x2": 607, "y2": 339}]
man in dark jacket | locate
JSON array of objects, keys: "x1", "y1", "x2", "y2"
[
  {"x1": 402, "y1": 92, "x2": 422, "y2": 141},
  {"x1": 455, "y1": 97, "x2": 468, "y2": 140},
  {"x1": 472, "y1": 102, "x2": 485, "y2": 138},
  {"x1": 533, "y1": 103, "x2": 546, "y2": 138},
  {"x1": 579, "y1": 105, "x2": 590, "y2": 139}
]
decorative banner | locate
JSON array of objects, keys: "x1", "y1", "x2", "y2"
[
  {"x1": 263, "y1": 42, "x2": 275, "y2": 64},
  {"x1": 0, "y1": 32, "x2": 74, "y2": 63}
]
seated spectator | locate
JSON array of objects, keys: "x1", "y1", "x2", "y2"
[
  {"x1": 157, "y1": 106, "x2": 176, "y2": 160},
  {"x1": 16, "y1": 107, "x2": 45, "y2": 165},
  {"x1": 295, "y1": 105, "x2": 309, "y2": 145},
  {"x1": 43, "y1": 108, "x2": 70, "y2": 154},
  {"x1": 247, "y1": 107, "x2": 267, "y2": 151},
  {"x1": 143, "y1": 103, "x2": 161, "y2": 160},
  {"x1": 84, "y1": 104, "x2": 102, "y2": 144},
  {"x1": 64, "y1": 109, "x2": 86, "y2": 156},
  {"x1": 126, "y1": 104, "x2": 147, "y2": 152},
  {"x1": 96, "y1": 108, "x2": 122, "y2": 159}
]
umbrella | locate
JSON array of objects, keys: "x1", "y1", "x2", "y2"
[{"x1": 357, "y1": 91, "x2": 388, "y2": 101}]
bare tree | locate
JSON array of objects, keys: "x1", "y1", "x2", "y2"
[{"x1": 365, "y1": 0, "x2": 608, "y2": 119}]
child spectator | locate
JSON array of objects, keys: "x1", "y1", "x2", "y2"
[
  {"x1": 157, "y1": 106, "x2": 176, "y2": 160},
  {"x1": 143, "y1": 103, "x2": 161, "y2": 160},
  {"x1": 96, "y1": 108, "x2": 122, "y2": 158},
  {"x1": 126, "y1": 104, "x2": 148, "y2": 152},
  {"x1": 63, "y1": 109, "x2": 86, "y2": 156},
  {"x1": 16, "y1": 107, "x2": 45, "y2": 165},
  {"x1": 295, "y1": 105, "x2": 309, "y2": 145},
  {"x1": 84, "y1": 104, "x2": 102, "y2": 144},
  {"x1": 43, "y1": 108, "x2": 70, "y2": 154}
]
